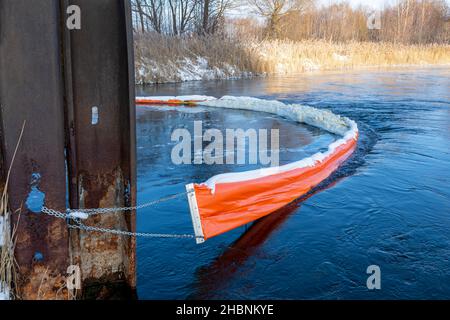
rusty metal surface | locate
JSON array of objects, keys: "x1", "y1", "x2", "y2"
[
  {"x1": 124, "y1": 0, "x2": 138, "y2": 290},
  {"x1": 0, "y1": 106, "x2": 4, "y2": 191},
  {"x1": 0, "y1": 0, "x2": 69, "y2": 299},
  {"x1": 0, "y1": 0, "x2": 136, "y2": 300},
  {"x1": 64, "y1": 0, "x2": 137, "y2": 298}
]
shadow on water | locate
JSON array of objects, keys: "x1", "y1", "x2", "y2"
[{"x1": 190, "y1": 200, "x2": 303, "y2": 299}]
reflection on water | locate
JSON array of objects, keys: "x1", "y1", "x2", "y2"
[
  {"x1": 190, "y1": 201, "x2": 302, "y2": 300},
  {"x1": 137, "y1": 67, "x2": 450, "y2": 299}
]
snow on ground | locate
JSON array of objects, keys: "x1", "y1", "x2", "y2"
[
  {"x1": 0, "y1": 216, "x2": 11, "y2": 300},
  {"x1": 0, "y1": 220, "x2": 10, "y2": 301},
  {"x1": 136, "y1": 56, "x2": 255, "y2": 84},
  {"x1": 0, "y1": 284, "x2": 10, "y2": 301}
]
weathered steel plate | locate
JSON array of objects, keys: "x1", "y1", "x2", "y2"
[
  {"x1": 64, "y1": 0, "x2": 136, "y2": 299},
  {"x1": 0, "y1": 0, "x2": 69, "y2": 300}
]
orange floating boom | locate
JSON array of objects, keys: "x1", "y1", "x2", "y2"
[
  {"x1": 187, "y1": 133, "x2": 357, "y2": 243},
  {"x1": 135, "y1": 96, "x2": 214, "y2": 106},
  {"x1": 136, "y1": 99, "x2": 199, "y2": 106},
  {"x1": 136, "y1": 96, "x2": 359, "y2": 244}
]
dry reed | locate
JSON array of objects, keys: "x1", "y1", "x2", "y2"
[
  {"x1": 135, "y1": 34, "x2": 450, "y2": 84},
  {"x1": 0, "y1": 122, "x2": 26, "y2": 300}
]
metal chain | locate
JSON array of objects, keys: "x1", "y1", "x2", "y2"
[
  {"x1": 40, "y1": 191, "x2": 202, "y2": 240},
  {"x1": 68, "y1": 220, "x2": 197, "y2": 239},
  {"x1": 41, "y1": 207, "x2": 67, "y2": 219},
  {"x1": 66, "y1": 192, "x2": 187, "y2": 216}
]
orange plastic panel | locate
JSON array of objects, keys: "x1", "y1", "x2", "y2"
[{"x1": 191, "y1": 134, "x2": 358, "y2": 241}]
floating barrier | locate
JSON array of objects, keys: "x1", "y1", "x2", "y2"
[
  {"x1": 136, "y1": 95, "x2": 214, "y2": 106},
  {"x1": 136, "y1": 96, "x2": 358, "y2": 244}
]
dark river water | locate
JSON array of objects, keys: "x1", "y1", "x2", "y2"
[{"x1": 135, "y1": 67, "x2": 450, "y2": 300}]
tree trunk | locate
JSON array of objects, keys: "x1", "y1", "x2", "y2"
[{"x1": 202, "y1": 0, "x2": 210, "y2": 34}]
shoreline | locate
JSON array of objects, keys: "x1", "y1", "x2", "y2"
[
  {"x1": 136, "y1": 63, "x2": 450, "y2": 86},
  {"x1": 135, "y1": 37, "x2": 450, "y2": 85}
]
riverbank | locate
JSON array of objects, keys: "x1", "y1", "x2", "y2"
[
  {"x1": 135, "y1": 34, "x2": 257, "y2": 84},
  {"x1": 134, "y1": 35, "x2": 450, "y2": 84}
]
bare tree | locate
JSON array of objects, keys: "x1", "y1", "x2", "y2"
[
  {"x1": 131, "y1": 0, "x2": 165, "y2": 33},
  {"x1": 167, "y1": 0, "x2": 199, "y2": 35},
  {"x1": 381, "y1": 0, "x2": 449, "y2": 44},
  {"x1": 202, "y1": 0, "x2": 211, "y2": 32},
  {"x1": 133, "y1": 0, "x2": 229, "y2": 35},
  {"x1": 131, "y1": 0, "x2": 147, "y2": 32},
  {"x1": 249, "y1": 0, "x2": 312, "y2": 38},
  {"x1": 198, "y1": 0, "x2": 235, "y2": 34},
  {"x1": 133, "y1": 0, "x2": 449, "y2": 42}
]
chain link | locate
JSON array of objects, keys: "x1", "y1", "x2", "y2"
[
  {"x1": 66, "y1": 192, "x2": 187, "y2": 216},
  {"x1": 68, "y1": 221, "x2": 196, "y2": 239},
  {"x1": 41, "y1": 207, "x2": 67, "y2": 219},
  {"x1": 40, "y1": 191, "x2": 202, "y2": 240}
]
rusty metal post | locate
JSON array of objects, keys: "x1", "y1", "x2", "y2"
[
  {"x1": 0, "y1": 108, "x2": 4, "y2": 193},
  {"x1": 64, "y1": 0, "x2": 137, "y2": 299},
  {"x1": 0, "y1": 0, "x2": 69, "y2": 299},
  {"x1": 0, "y1": 0, "x2": 136, "y2": 299}
]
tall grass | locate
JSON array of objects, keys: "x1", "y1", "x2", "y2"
[
  {"x1": 135, "y1": 34, "x2": 450, "y2": 84},
  {"x1": 0, "y1": 122, "x2": 25, "y2": 300},
  {"x1": 0, "y1": 195, "x2": 20, "y2": 300},
  {"x1": 248, "y1": 40, "x2": 450, "y2": 74},
  {"x1": 135, "y1": 33, "x2": 255, "y2": 83}
]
